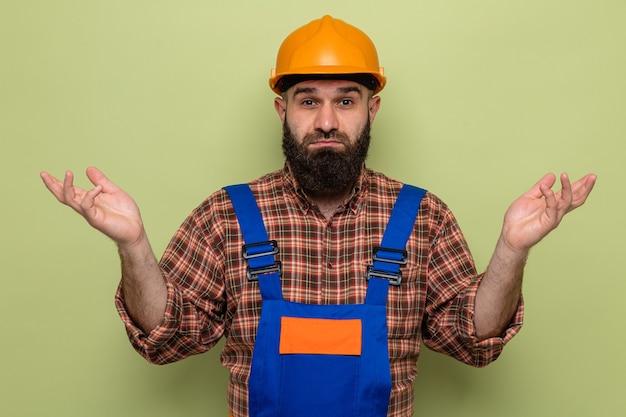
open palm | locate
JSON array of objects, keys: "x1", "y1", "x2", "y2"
[
  {"x1": 40, "y1": 167, "x2": 145, "y2": 247},
  {"x1": 501, "y1": 172, "x2": 597, "y2": 253}
]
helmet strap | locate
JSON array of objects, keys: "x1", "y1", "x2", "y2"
[{"x1": 278, "y1": 74, "x2": 379, "y2": 93}]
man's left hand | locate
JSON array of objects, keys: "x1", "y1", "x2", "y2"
[{"x1": 500, "y1": 172, "x2": 597, "y2": 254}]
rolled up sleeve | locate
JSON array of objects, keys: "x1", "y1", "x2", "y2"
[
  {"x1": 114, "y1": 201, "x2": 227, "y2": 364},
  {"x1": 422, "y1": 206, "x2": 524, "y2": 367}
]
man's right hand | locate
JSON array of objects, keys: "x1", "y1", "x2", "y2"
[
  {"x1": 41, "y1": 167, "x2": 167, "y2": 333},
  {"x1": 40, "y1": 166, "x2": 145, "y2": 249}
]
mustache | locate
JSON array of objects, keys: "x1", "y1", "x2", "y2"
[{"x1": 302, "y1": 130, "x2": 350, "y2": 146}]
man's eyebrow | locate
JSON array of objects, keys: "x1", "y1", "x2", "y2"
[
  {"x1": 336, "y1": 86, "x2": 363, "y2": 96},
  {"x1": 292, "y1": 85, "x2": 363, "y2": 97},
  {"x1": 292, "y1": 87, "x2": 318, "y2": 97}
]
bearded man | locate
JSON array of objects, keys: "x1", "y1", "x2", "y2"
[{"x1": 40, "y1": 15, "x2": 596, "y2": 417}]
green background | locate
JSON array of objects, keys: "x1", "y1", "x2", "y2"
[{"x1": 1, "y1": 0, "x2": 623, "y2": 416}]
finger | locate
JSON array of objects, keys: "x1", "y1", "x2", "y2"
[
  {"x1": 86, "y1": 166, "x2": 119, "y2": 192},
  {"x1": 40, "y1": 171, "x2": 66, "y2": 202},
  {"x1": 62, "y1": 171, "x2": 75, "y2": 203},
  {"x1": 569, "y1": 173, "x2": 597, "y2": 209},
  {"x1": 61, "y1": 170, "x2": 86, "y2": 211},
  {"x1": 543, "y1": 173, "x2": 575, "y2": 218},
  {"x1": 557, "y1": 172, "x2": 573, "y2": 210},
  {"x1": 82, "y1": 184, "x2": 103, "y2": 207},
  {"x1": 526, "y1": 173, "x2": 557, "y2": 199},
  {"x1": 540, "y1": 182, "x2": 559, "y2": 220},
  {"x1": 81, "y1": 184, "x2": 104, "y2": 219}
]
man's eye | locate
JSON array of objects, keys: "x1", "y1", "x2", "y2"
[
  {"x1": 339, "y1": 99, "x2": 353, "y2": 106},
  {"x1": 302, "y1": 99, "x2": 315, "y2": 106}
]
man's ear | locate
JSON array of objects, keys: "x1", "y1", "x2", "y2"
[
  {"x1": 274, "y1": 97, "x2": 287, "y2": 123},
  {"x1": 368, "y1": 95, "x2": 381, "y2": 125}
]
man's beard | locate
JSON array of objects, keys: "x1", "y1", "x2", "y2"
[{"x1": 282, "y1": 120, "x2": 371, "y2": 194}]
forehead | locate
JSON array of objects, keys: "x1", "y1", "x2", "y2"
[{"x1": 288, "y1": 79, "x2": 366, "y2": 97}]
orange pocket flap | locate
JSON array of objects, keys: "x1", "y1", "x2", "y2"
[{"x1": 279, "y1": 317, "x2": 362, "y2": 355}]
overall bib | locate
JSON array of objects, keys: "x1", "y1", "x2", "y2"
[{"x1": 225, "y1": 184, "x2": 426, "y2": 417}]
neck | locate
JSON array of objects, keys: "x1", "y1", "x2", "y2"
[{"x1": 305, "y1": 186, "x2": 352, "y2": 220}]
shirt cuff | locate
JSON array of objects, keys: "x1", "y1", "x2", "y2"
[
  {"x1": 457, "y1": 275, "x2": 524, "y2": 365},
  {"x1": 114, "y1": 273, "x2": 183, "y2": 356}
]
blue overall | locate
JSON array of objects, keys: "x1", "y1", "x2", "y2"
[{"x1": 224, "y1": 184, "x2": 426, "y2": 417}]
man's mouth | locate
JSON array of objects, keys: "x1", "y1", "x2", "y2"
[{"x1": 308, "y1": 139, "x2": 345, "y2": 148}]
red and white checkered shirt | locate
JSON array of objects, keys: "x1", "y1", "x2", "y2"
[{"x1": 116, "y1": 165, "x2": 523, "y2": 417}]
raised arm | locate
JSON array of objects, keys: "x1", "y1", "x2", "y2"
[
  {"x1": 474, "y1": 172, "x2": 597, "y2": 340},
  {"x1": 40, "y1": 167, "x2": 166, "y2": 333}
]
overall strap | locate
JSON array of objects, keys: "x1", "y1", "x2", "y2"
[
  {"x1": 365, "y1": 184, "x2": 427, "y2": 305},
  {"x1": 223, "y1": 184, "x2": 282, "y2": 300}
]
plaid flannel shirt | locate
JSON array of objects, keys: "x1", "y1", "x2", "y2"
[{"x1": 115, "y1": 165, "x2": 523, "y2": 417}]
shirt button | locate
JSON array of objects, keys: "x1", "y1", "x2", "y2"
[{"x1": 327, "y1": 262, "x2": 334, "y2": 269}]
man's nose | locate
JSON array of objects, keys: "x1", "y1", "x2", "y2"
[{"x1": 314, "y1": 103, "x2": 339, "y2": 134}]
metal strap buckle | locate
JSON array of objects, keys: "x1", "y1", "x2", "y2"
[
  {"x1": 366, "y1": 246, "x2": 407, "y2": 286},
  {"x1": 366, "y1": 265, "x2": 402, "y2": 286},
  {"x1": 247, "y1": 261, "x2": 282, "y2": 281},
  {"x1": 242, "y1": 240, "x2": 279, "y2": 259},
  {"x1": 372, "y1": 246, "x2": 408, "y2": 265},
  {"x1": 242, "y1": 240, "x2": 281, "y2": 281}
]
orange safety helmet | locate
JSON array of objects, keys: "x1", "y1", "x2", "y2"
[{"x1": 269, "y1": 15, "x2": 386, "y2": 95}]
